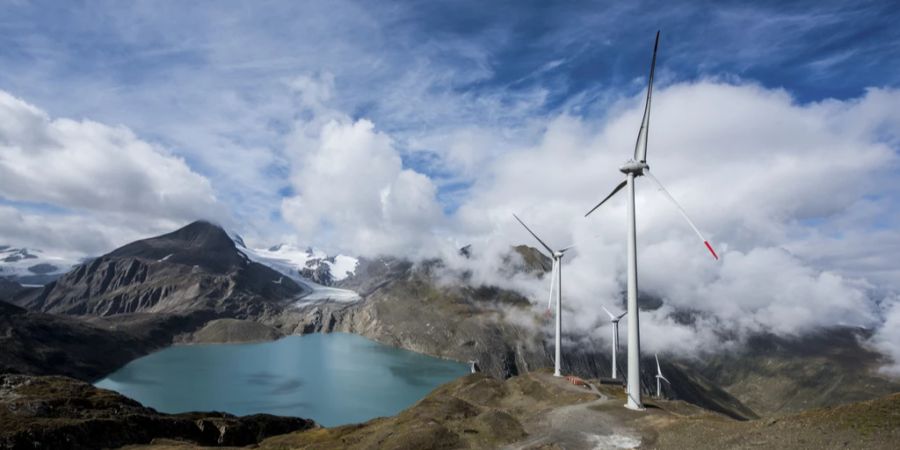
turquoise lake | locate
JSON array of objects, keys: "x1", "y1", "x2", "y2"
[{"x1": 95, "y1": 333, "x2": 469, "y2": 427}]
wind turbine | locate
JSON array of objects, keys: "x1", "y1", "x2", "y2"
[
  {"x1": 513, "y1": 214, "x2": 573, "y2": 377},
  {"x1": 601, "y1": 306, "x2": 627, "y2": 379},
  {"x1": 655, "y1": 354, "x2": 670, "y2": 399},
  {"x1": 584, "y1": 31, "x2": 718, "y2": 410}
]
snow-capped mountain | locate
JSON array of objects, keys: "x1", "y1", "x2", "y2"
[
  {"x1": 260, "y1": 244, "x2": 358, "y2": 285},
  {"x1": 0, "y1": 245, "x2": 81, "y2": 285},
  {"x1": 230, "y1": 235, "x2": 360, "y2": 303}
]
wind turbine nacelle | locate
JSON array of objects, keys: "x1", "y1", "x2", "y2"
[{"x1": 619, "y1": 160, "x2": 649, "y2": 175}]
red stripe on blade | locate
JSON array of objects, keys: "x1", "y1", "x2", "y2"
[{"x1": 704, "y1": 241, "x2": 719, "y2": 260}]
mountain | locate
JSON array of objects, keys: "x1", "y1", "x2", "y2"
[
  {"x1": 277, "y1": 247, "x2": 898, "y2": 419},
  {"x1": 694, "y1": 328, "x2": 900, "y2": 416},
  {"x1": 277, "y1": 256, "x2": 549, "y2": 378},
  {"x1": 0, "y1": 245, "x2": 78, "y2": 285},
  {"x1": 0, "y1": 278, "x2": 27, "y2": 301},
  {"x1": 242, "y1": 242, "x2": 359, "y2": 286},
  {"x1": 4, "y1": 222, "x2": 896, "y2": 423},
  {"x1": 15, "y1": 221, "x2": 307, "y2": 317}
]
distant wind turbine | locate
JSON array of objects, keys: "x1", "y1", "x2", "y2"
[
  {"x1": 601, "y1": 305, "x2": 627, "y2": 379},
  {"x1": 585, "y1": 31, "x2": 718, "y2": 410},
  {"x1": 513, "y1": 214, "x2": 573, "y2": 377},
  {"x1": 655, "y1": 354, "x2": 670, "y2": 399}
]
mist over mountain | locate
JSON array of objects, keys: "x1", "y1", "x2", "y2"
[
  {"x1": 5, "y1": 220, "x2": 896, "y2": 419},
  {"x1": 0, "y1": 246, "x2": 78, "y2": 285}
]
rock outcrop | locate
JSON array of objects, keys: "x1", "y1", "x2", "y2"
[
  {"x1": 187, "y1": 318, "x2": 282, "y2": 344},
  {"x1": 0, "y1": 300, "x2": 157, "y2": 381},
  {"x1": 0, "y1": 374, "x2": 316, "y2": 449}
]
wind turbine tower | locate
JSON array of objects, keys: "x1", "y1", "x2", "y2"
[
  {"x1": 655, "y1": 354, "x2": 670, "y2": 398},
  {"x1": 602, "y1": 306, "x2": 626, "y2": 379},
  {"x1": 514, "y1": 214, "x2": 573, "y2": 377},
  {"x1": 584, "y1": 31, "x2": 719, "y2": 410}
]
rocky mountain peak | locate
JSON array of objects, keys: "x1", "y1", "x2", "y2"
[
  {"x1": 107, "y1": 220, "x2": 242, "y2": 274},
  {"x1": 15, "y1": 220, "x2": 307, "y2": 317}
]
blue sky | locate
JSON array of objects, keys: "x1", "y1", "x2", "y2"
[
  {"x1": 0, "y1": 0, "x2": 897, "y2": 249},
  {"x1": 2, "y1": 0, "x2": 900, "y2": 367}
]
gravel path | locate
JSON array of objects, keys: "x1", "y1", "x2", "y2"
[{"x1": 503, "y1": 374, "x2": 644, "y2": 450}]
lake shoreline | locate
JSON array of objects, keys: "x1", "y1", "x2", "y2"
[{"x1": 94, "y1": 331, "x2": 470, "y2": 427}]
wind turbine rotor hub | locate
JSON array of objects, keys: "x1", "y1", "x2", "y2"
[{"x1": 619, "y1": 160, "x2": 648, "y2": 175}]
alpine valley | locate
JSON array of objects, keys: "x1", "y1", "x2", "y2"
[{"x1": 0, "y1": 221, "x2": 897, "y2": 449}]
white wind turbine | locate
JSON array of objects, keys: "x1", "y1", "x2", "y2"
[
  {"x1": 655, "y1": 354, "x2": 670, "y2": 399},
  {"x1": 513, "y1": 214, "x2": 573, "y2": 377},
  {"x1": 585, "y1": 31, "x2": 718, "y2": 410},
  {"x1": 601, "y1": 305, "x2": 627, "y2": 379}
]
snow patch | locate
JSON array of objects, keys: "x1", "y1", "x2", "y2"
[
  {"x1": 250, "y1": 243, "x2": 358, "y2": 282},
  {"x1": 228, "y1": 234, "x2": 361, "y2": 304},
  {"x1": 584, "y1": 433, "x2": 641, "y2": 449}
]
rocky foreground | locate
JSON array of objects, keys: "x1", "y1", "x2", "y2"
[
  {"x1": 116, "y1": 370, "x2": 899, "y2": 450},
  {"x1": 0, "y1": 374, "x2": 316, "y2": 450}
]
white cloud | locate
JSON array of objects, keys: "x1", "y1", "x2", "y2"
[
  {"x1": 869, "y1": 296, "x2": 900, "y2": 377},
  {"x1": 0, "y1": 91, "x2": 220, "y2": 219},
  {"x1": 0, "y1": 90, "x2": 223, "y2": 254},
  {"x1": 280, "y1": 83, "x2": 444, "y2": 256},
  {"x1": 268, "y1": 79, "x2": 895, "y2": 370},
  {"x1": 426, "y1": 81, "x2": 899, "y2": 364}
]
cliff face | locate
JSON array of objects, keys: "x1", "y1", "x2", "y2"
[
  {"x1": 16, "y1": 221, "x2": 306, "y2": 317},
  {"x1": 272, "y1": 257, "x2": 551, "y2": 380}
]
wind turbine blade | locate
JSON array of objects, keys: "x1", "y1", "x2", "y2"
[
  {"x1": 547, "y1": 259, "x2": 557, "y2": 310},
  {"x1": 560, "y1": 244, "x2": 576, "y2": 253},
  {"x1": 660, "y1": 375, "x2": 671, "y2": 384},
  {"x1": 585, "y1": 179, "x2": 627, "y2": 217},
  {"x1": 634, "y1": 31, "x2": 659, "y2": 163},
  {"x1": 655, "y1": 353, "x2": 661, "y2": 373},
  {"x1": 617, "y1": 311, "x2": 627, "y2": 320},
  {"x1": 601, "y1": 305, "x2": 615, "y2": 320},
  {"x1": 513, "y1": 214, "x2": 555, "y2": 256},
  {"x1": 644, "y1": 170, "x2": 719, "y2": 260}
]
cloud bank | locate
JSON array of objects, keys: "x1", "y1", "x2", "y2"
[
  {"x1": 276, "y1": 80, "x2": 898, "y2": 370},
  {"x1": 0, "y1": 91, "x2": 223, "y2": 254}
]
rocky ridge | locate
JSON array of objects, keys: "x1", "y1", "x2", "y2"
[{"x1": 0, "y1": 374, "x2": 316, "y2": 449}]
